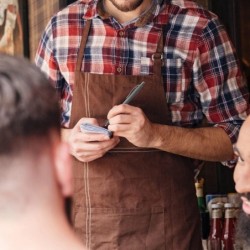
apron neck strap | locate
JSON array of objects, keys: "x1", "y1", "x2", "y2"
[
  {"x1": 152, "y1": 3, "x2": 171, "y2": 76},
  {"x1": 152, "y1": 32, "x2": 164, "y2": 76},
  {"x1": 76, "y1": 19, "x2": 92, "y2": 71}
]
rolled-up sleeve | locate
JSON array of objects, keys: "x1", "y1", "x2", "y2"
[
  {"x1": 35, "y1": 18, "x2": 71, "y2": 127},
  {"x1": 194, "y1": 17, "x2": 249, "y2": 145}
]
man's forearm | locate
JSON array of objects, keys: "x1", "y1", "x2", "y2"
[
  {"x1": 151, "y1": 124, "x2": 234, "y2": 162},
  {"x1": 64, "y1": 121, "x2": 234, "y2": 161}
]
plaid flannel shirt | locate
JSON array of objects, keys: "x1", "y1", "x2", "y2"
[{"x1": 35, "y1": 0, "x2": 249, "y2": 146}]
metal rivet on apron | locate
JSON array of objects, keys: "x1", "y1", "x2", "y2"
[{"x1": 116, "y1": 67, "x2": 122, "y2": 73}]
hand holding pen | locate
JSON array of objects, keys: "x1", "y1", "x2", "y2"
[
  {"x1": 103, "y1": 81, "x2": 145, "y2": 128},
  {"x1": 81, "y1": 81, "x2": 146, "y2": 136}
]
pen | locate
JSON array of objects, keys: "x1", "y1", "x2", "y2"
[
  {"x1": 103, "y1": 81, "x2": 145, "y2": 128},
  {"x1": 122, "y1": 81, "x2": 145, "y2": 104}
]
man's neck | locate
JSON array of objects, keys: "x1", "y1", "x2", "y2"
[
  {"x1": 0, "y1": 208, "x2": 84, "y2": 250},
  {"x1": 103, "y1": 0, "x2": 153, "y2": 24}
]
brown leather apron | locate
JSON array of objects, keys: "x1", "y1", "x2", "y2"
[{"x1": 70, "y1": 19, "x2": 202, "y2": 250}]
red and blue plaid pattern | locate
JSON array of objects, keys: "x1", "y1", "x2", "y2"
[{"x1": 35, "y1": 0, "x2": 249, "y2": 144}]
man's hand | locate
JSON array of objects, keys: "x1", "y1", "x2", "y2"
[
  {"x1": 106, "y1": 104, "x2": 234, "y2": 162},
  {"x1": 63, "y1": 118, "x2": 120, "y2": 162},
  {"x1": 107, "y1": 104, "x2": 158, "y2": 148}
]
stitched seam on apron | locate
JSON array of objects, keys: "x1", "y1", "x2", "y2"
[
  {"x1": 111, "y1": 147, "x2": 160, "y2": 150},
  {"x1": 109, "y1": 148, "x2": 162, "y2": 152},
  {"x1": 86, "y1": 73, "x2": 91, "y2": 117},
  {"x1": 84, "y1": 162, "x2": 91, "y2": 249},
  {"x1": 109, "y1": 150, "x2": 161, "y2": 153},
  {"x1": 83, "y1": 74, "x2": 87, "y2": 117},
  {"x1": 85, "y1": 75, "x2": 91, "y2": 248}
]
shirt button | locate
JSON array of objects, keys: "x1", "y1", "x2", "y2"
[
  {"x1": 117, "y1": 67, "x2": 122, "y2": 73},
  {"x1": 118, "y1": 31, "x2": 124, "y2": 36}
]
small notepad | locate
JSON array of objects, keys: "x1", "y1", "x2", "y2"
[{"x1": 80, "y1": 123, "x2": 113, "y2": 138}]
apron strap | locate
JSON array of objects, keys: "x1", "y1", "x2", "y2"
[
  {"x1": 152, "y1": 33, "x2": 164, "y2": 76},
  {"x1": 152, "y1": 2, "x2": 170, "y2": 76},
  {"x1": 76, "y1": 19, "x2": 92, "y2": 72}
]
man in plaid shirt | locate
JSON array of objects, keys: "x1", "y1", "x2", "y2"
[{"x1": 36, "y1": 0, "x2": 249, "y2": 249}]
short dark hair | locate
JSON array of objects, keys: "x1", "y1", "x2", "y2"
[{"x1": 0, "y1": 54, "x2": 60, "y2": 154}]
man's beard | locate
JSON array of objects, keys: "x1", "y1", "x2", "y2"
[
  {"x1": 236, "y1": 209, "x2": 250, "y2": 247},
  {"x1": 108, "y1": 0, "x2": 144, "y2": 12}
]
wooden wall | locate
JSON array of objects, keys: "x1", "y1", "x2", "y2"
[{"x1": 28, "y1": 0, "x2": 60, "y2": 61}]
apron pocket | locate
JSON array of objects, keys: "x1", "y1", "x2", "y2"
[{"x1": 89, "y1": 207, "x2": 166, "y2": 250}]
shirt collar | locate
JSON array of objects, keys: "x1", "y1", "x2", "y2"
[{"x1": 81, "y1": 0, "x2": 167, "y2": 27}]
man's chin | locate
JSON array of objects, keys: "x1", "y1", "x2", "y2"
[{"x1": 236, "y1": 209, "x2": 250, "y2": 247}]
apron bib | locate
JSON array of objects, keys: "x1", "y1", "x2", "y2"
[{"x1": 70, "y1": 19, "x2": 202, "y2": 250}]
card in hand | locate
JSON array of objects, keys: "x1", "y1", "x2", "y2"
[{"x1": 80, "y1": 123, "x2": 113, "y2": 138}]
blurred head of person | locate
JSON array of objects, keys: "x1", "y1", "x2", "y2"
[
  {"x1": 0, "y1": 54, "x2": 83, "y2": 250},
  {"x1": 233, "y1": 115, "x2": 250, "y2": 247}
]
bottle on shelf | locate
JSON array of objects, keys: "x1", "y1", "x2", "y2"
[
  {"x1": 208, "y1": 203, "x2": 223, "y2": 250},
  {"x1": 195, "y1": 178, "x2": 210, "y2": 250},
  {"x1": 195, "y1": 178, "x2": 206, "y2": 212},
  {"x1": 221, "y1": 203, "x2": 236, "y2": 250}
]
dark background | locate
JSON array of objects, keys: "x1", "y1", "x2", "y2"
[{"x1": 20, "y1": 0, "x2": 29, "y2": 57}]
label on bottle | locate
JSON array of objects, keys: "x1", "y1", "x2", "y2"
[
  {"x1": 213, "y1": 209, "x2": 223, "y2": 219},
  {"x1": 196, "y1": 188, "x2": 203, "y2": 197},
  {"x1": 226, "y1": 209, "x2": 235, "y2": 219}
]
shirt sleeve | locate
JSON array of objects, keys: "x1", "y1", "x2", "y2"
[
  {"x1": 193, "y1": 16, "x2": 249, "y2": 146},
  {"x1": 35, "y1": 19, "x2": 70, "y2": 127}
]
